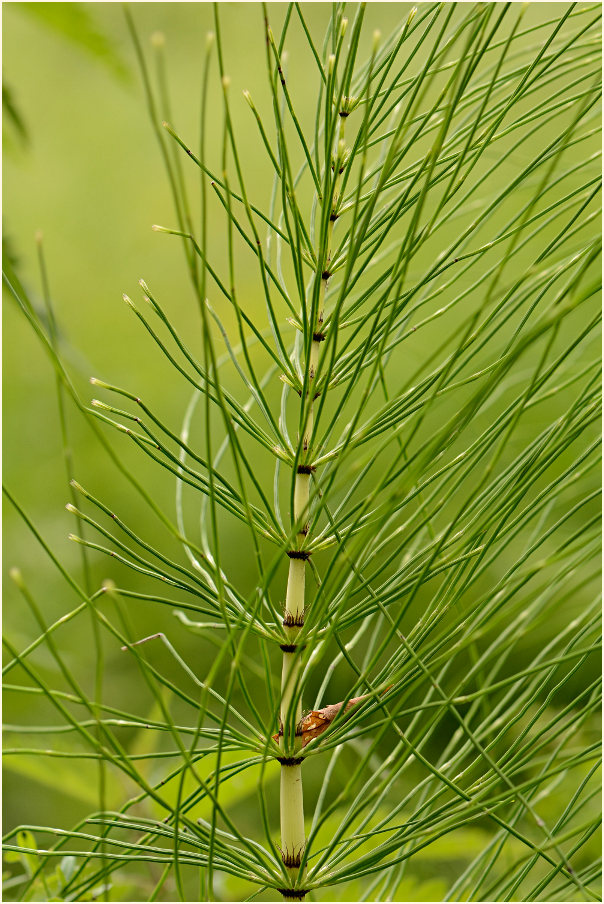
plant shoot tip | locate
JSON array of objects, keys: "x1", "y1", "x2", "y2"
[{"x1": 9, "y1": 567, "x2": 23, "y2": 584}]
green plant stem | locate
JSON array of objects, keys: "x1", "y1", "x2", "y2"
[
  {"x1": 279, "y1": 512, "x2": 307, "y2": 894},
  {"x1": 278, "y1": 84, "x2": 350, "y2": 900}
]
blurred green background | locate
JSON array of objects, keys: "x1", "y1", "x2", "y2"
[{"x1": 3, "y1": 3, "x2": 601, "y2": 901}]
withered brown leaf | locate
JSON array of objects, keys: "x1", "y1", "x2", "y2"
[{"x1": 273, "y1": 686, "x2": 391, "y2": 748}]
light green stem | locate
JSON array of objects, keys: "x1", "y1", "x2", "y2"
[
  {"x1": 278, "y1": 100, "x2": 347, "y2": 903},
  {"x1": 279, "y1": 476, "x2": 308, "y2": 891}
]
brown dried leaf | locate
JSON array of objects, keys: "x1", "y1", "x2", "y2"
[{"x1": 273, "y1": 686, "x2": 392, "y2": 748}]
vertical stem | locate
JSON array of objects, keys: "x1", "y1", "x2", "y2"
[
  {"x1": 278, "y1": 78, "x2": 348, "y2": 904},
  {"x1": 279, "y1": 474, "x2": 308, "y2": 892},
  {"x1": 280, "y1": 760, "x2": 305, "y2": 885}
]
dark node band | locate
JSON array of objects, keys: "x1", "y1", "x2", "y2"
[
  {"x1": 329, "y1": 212, "x2": 339, "y2": 221},
  {"x1": 279, "y1": 643, "x2": 306, "y2": 653},
  {"x1": 321, "y1": 270, "x2": 332, "y2": 280},
  {"x1": 275, "y1": 723, "x2": 304, "y2": 738},
  {"x1": 283, "y1": 611, "x2": 305, "y2": 627},
  {"x1": 287, "y1": 549, "x2": 310, "y2": 560},
  {"x1": 339, "y1": 110, "x2": 350, "y2": 117},
  {"x1": 312, "y1": 331, "x2": 326, "y2": 342},
  {"x1": 296, "y1": 464, "x2": 314, "y2": 474},
  {"x1": 294, "y1": 387, "x2": 322, "y2": 400},
  {"x1": 276, "y1": 755, "x2": 305, "y2": 766},
  {"x1": 277, "y1": 889, "x2": 309, "y2": 899},
  {"x1": 281, "y1": 851, "x2": 302, "y2": 868}
]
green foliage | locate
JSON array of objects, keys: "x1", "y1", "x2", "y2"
[{"x1": 3, "y1": 3, "x2": 601, "y2": 902}]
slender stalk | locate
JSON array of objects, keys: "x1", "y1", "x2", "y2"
[
  {"x1": 278, "y1": 58, "x2": 350, "y2": 898},
  {"x1": 279, "y1": 564, "x2": 306, "y2": 892},
  {"x1": 279, "y1": 485, "x2": 308, "y2": 894}
]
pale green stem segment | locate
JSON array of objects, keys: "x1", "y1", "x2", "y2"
[
  {"x1": 278, "y1": 102, "x2": 348, "y2": 901},
  {"x1": 279, "y1": 719, "x2": 305, "y2": 887},
  {"x1": 279, "y1": 655, "x2": 305, "y2": 892},
  {"x1": 279, "y1": 488, "x2": 307, "y2": 888}
]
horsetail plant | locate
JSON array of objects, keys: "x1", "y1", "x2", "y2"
[{"x1": 3, "y1": 3, "x2": 602, "y2": 902}]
